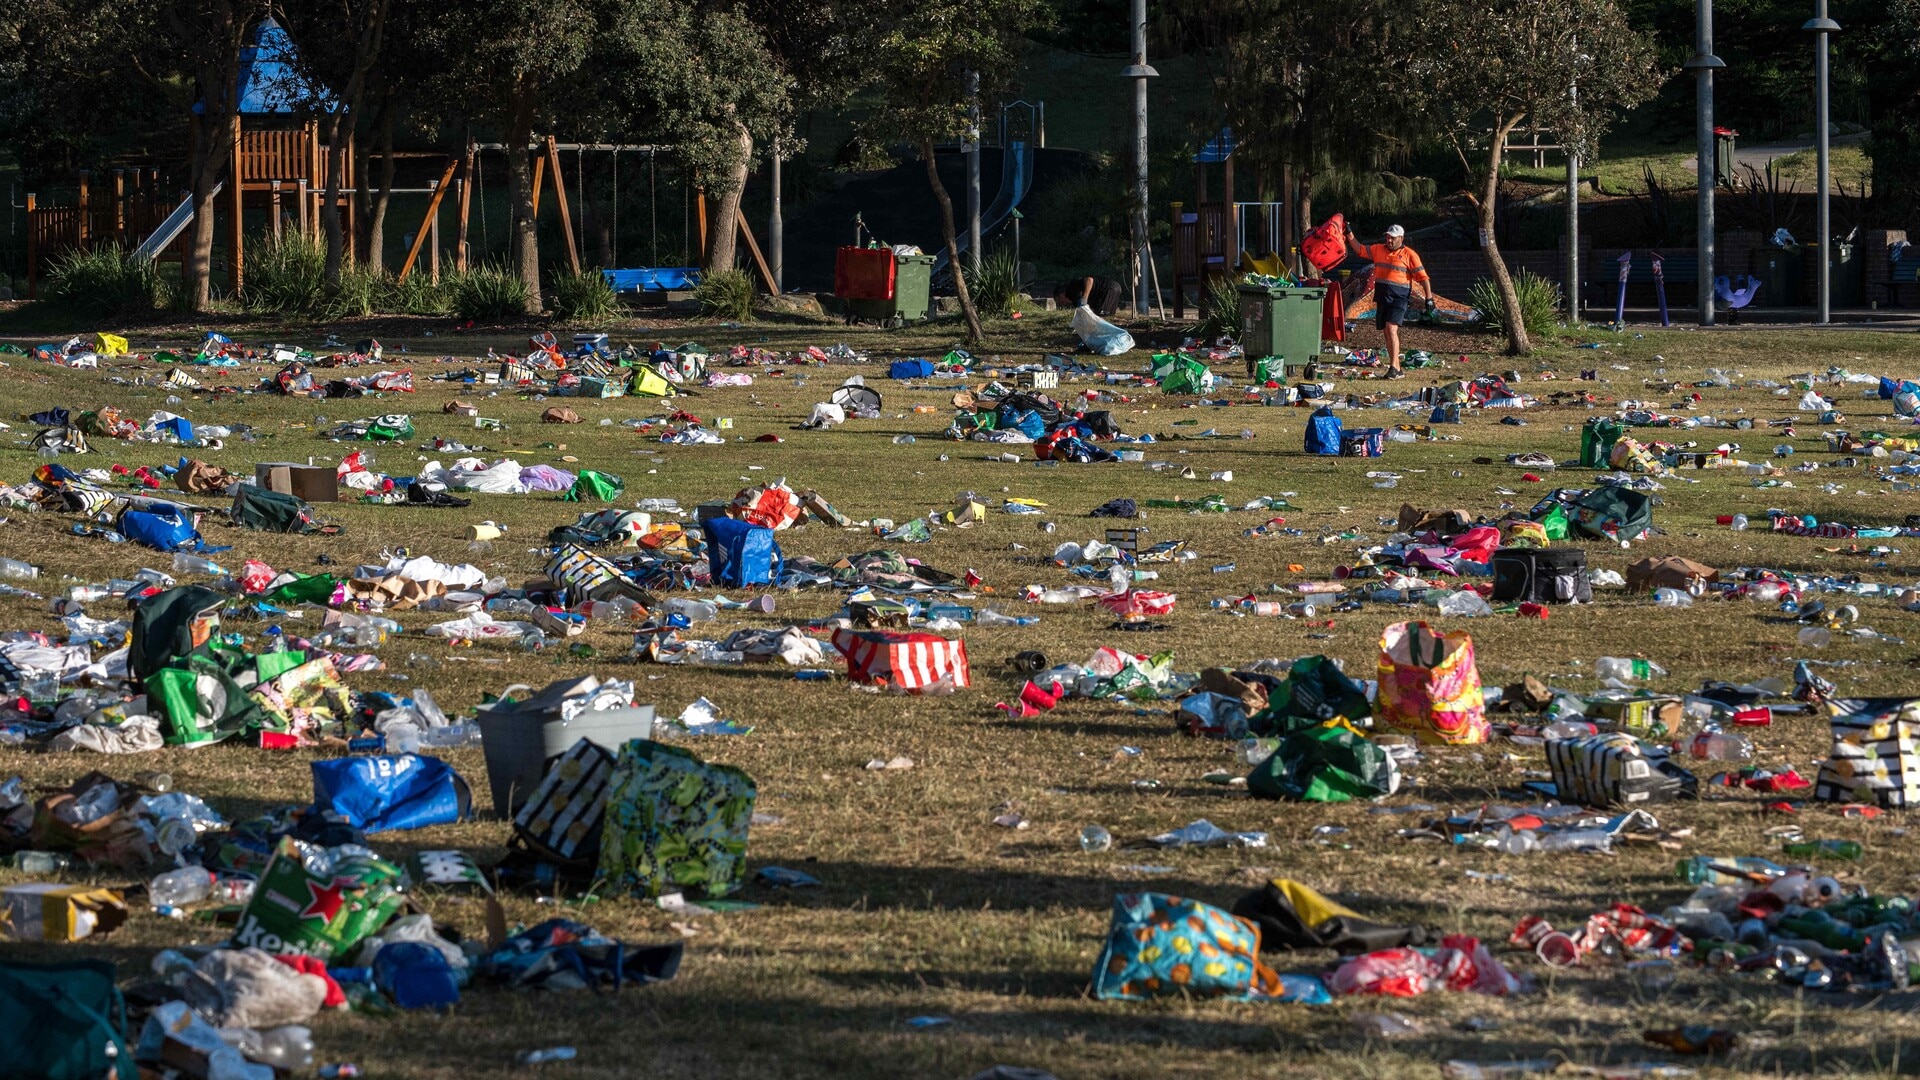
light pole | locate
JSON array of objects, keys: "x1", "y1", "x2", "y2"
[
  {"x1": 1683, "y1": 0, "x2": 1724, "y2": 326},
  {"x1": 1566, "y1": 43, "x2": 1586, "y2": 323},
  {"x1": 1805, "y1": 0, "x2": 1840, "y2": 324},
  {"x1": 1121, "y1": 0, "x2": 1157, "y2": 316},
  {"x1": 966, "y1": 70, "x2": 982, "y2": 275}
]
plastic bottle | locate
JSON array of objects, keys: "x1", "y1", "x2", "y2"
[
  {"x1": 1240, "y1": 737, "x2": 1280, "y2": 766},
  {"x1": 518, "y1": 1048, "x2": 578, "y2": 1066},
  {"x1": 1079, "y1": 825, "x2": 1113, "y2": 853},
  {"x1": 1595, "y1": 657, "x2": 1667, "y2": 682},
  {"x1": 383, "y1": 718, "x2": 422, "y2": 755},
  {"x1": 891, "y1": 434, "x2": 916, "y2": 445},
  {"x1": 1542, "y1": 719, "x2": 1598, "y2": 740},
  {"x1": 233, "y1": 1027, "x2": 315, "y2": 1070},
  {"x1": 60, "y1": 783, "x2": 120, "y2": 825},
  {"x1": 149, "y1": 866, "x2": 214, "y2": 907},
  {"x1": 1730, "y1": 514, "x2": 1748, "y2": 531},
  {"x1": 11, "y1": 850, "x2": 72, "y2": 873},
  {"x1": 1680, "y1": 731, "x2": 1754, "y2": 762},
  {"x1": 662, "y1": 598, "x2": 717, "y2": 622},
  {"x1": 1652, "y1": 587, "x2": 1694, "y2": 608},
  {"x1": 0, "y1": 558, "x2": 39, "y2": 581},
  {"x1": 975, "y1": 609, "x2": 1039, "y2": 627},
  {"x1": 1437, "y1": 591, "x2": 1493, "y2": 617},
  {"x1": 171, "y1": 553, "x2": 225, "y2": 576},
  {"x1": 1798, "y1": 626, "x2": 1831, "y2": 647},
  {"x1": 1534, "y1": 828, "x2": 1613, "y2": 853},
  {"x1": 485, "y1": 597, "x2": 538, "y2": 617},
  {"x1": 794, "y1": 670, "x2": 834, "y2": 681},
  {"x1": 213, "y1": 875, "x2": 257, "y2": 905}
]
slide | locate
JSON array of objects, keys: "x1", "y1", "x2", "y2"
[
  {"x1": 133, "y1": 183, "x2": 222, "y2": 263},
  {"x1": 930, "y1": 140, "x2": 1033, "y2": 278}
]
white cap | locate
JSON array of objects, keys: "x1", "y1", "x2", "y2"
[{"x1": 1385, "y1": 224, "x2": 1405, "y2": 238}]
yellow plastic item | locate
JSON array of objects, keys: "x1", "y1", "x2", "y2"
[
  {"x1": 95, "y1": 332, "x2": 129, "y2": 356},
  {"x1": 1239, "y1": 251, "x2": 1284, "y2": 277}
]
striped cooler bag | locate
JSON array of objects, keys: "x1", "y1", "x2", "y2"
[
  {"x1": 832, "y1": 629, "x2": 970, "y2": 693},
  {"x1": 499, "y1": 360, "x2": 536, "y2": 384},
  {"x1": 1547, "y1": 732, "x2": 1696, "y2": 807},
  {"x1": 513, "y1": 739, "x2": 616, "y2": 868},
  {"x1": 1814, "y1": 697, "x2": 1920, "y2": 808},
  {"x1": 545, "y1": 544, "x2": 649, "y2": 603}
]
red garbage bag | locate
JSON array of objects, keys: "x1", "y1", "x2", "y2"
[{"x1": 1300, "y1": 214, "x2": 1348, "y2": 273}]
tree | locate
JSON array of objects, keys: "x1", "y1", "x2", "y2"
[
  {"x1": 277, "y1": 0, "x2": 393, "y2": 285},
  {"x1": 866, "y1": 0, "x2": 1051, "y2": 344},
  {"x1": 1404, "y1": 0, "x2": 1659, "y2": 354}
]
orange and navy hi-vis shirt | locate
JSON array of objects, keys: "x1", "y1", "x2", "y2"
[{"x1": 1362, "y1": 243, "x2": 1430, "y2": 290}]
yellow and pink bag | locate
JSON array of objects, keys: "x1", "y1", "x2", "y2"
[{"x1": 1376, "y1": 621, "x2": 1488, "y2": 745}]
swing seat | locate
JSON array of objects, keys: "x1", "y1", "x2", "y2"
[
  {"x1": 602, "y1": 268, "x2": 702, "y2": 294},
  {"x1": 1714, "y1": 274, "x2": 1761, "y2": 310}
]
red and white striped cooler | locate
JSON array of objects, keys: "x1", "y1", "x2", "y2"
[{"x1": 832, "y1": 629, "x2": 970, "y2": 692}]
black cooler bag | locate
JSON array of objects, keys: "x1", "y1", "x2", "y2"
[{"x1": 1492, "y1": 547, "x2": 1591, "y2": 604}]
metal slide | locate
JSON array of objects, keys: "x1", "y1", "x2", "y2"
[
  {"x1": 930, "y1": 140, "x2": 1033, "y2": 277},
  {"x1": 132, "y1": 183, "x2": 222, "y2": 263}
]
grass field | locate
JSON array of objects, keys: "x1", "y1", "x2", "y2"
[{"x1": 4, "y1": 306, "x2": 1920, "y2": 1079}]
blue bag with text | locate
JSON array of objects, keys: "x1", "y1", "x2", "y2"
[
  {"x1": 120, "y1": 506, "x2": 200, "y2": 551},
  {"x1": 706, "y1": 517, "x2": 783, "y2": 587},
  {"x1": 311, "y1": 754, "x2": 472, "y2": 833},
  {"x1": 1305, "y1": 406, "x2": 1344, "y2": 455}
]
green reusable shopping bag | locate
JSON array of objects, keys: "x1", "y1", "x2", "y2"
[
  {"x1": 563, "y1": 470, "x2": 625, "y2": 503},
  {"x1": 598, "y1": 740, "x2": 756, "y2": 899}
]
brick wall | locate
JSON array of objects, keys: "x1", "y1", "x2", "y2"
[
  {"x1": 1420, "y1": 249, "x2": 1572, "y2": 305},
  {"x1": 1864, "y1": 229, "x2": 1908, "y2": 305}
]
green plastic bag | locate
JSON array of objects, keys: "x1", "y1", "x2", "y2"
[
  {"x1": 0, "y1": 959, "x2": 135, "y2": 1080},
  {"x1": 1158, "y1": 356, "x2": 1213, "y2": 395},
  {"x1": 266, "y1": 573, "x2": 338, "y2": 605},
  {"x1": 598, "y1": 740, "x2": 756, "y2": 899},
  {"x1": 1250, "y1": 655, "x2": 1371, "y2": 737},
  {"x1": 563, "y1": 469, "x2": 625, "y2": 502},
  {"x1": 1534, "y1": 502, "x2": 1569, "y2": 541},
  {"x1": 1248, "y1": 723, "x2": 1397, "y2": 802},
  {"x1": 1579, "y1": 418, "x2": 1624, "y2": 468},
  {"x1": 147, "y1": 645, "x2": 272, "y2": 746}
]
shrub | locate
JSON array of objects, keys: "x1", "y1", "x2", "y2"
[
  {"x1": 243, "y1": 231, "x2": 326, "y2": 314},
  {"x1": 43, "y1": 244, "x2": 171, "y2": 317},
  {"x1": 445, "y1": 263, "x2": 534, "y2": 321},
  {"x1": 383, "y1": 270, "x2": 450, "y2": 316},
  {"x1": 1193, "y1": 273, "x2": 1242, "y2": 340},
  {"x1": 550, "y1": 269, "x2": 622, "y2": 325},
  {"x1": 1468, "y1": 268, "x2": 1562, "y2": 340},
  {"x1": 324, "y1": 261, "x2": 385, "y2": 319},
  {"x1": 695, "y1": 268, "x2": 754, "y2": 321},
  {"x1": 964, "y1": 246, "x2": 1022, "y2": 319}
]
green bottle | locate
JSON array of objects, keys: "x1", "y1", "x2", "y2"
[{"x1": 1782, "y1": 839, "x2": 1863, "y2": 861}]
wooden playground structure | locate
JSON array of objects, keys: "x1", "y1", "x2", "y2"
[{"x1": 1167, "y1": 127, "x2": 1287, "y2": 318}]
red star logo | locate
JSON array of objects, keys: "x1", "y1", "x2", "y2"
[{"x1": 299, "y1": 876, "x2": 354, "y2": 921}]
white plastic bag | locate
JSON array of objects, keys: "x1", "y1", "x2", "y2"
[{"x1": 1071, "y1": 305, "x2": 1135, "y2": 356}]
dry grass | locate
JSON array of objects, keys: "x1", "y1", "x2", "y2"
[{"x1": 3, "y1": 309, "x2": 1920, "y2": 1078}]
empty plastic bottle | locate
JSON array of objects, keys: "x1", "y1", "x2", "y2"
[
  {"x1": 171, "y1": 553, "x2": 225, "y2": 576},
  {"x1": 244, "y1": 1027, "x2": 315, "y2": 1070},
  {"x1": 149, "y1": 866, "x2": 214, "y2": 907},
  {"x1": 1730, "y1": 513, "x2": 1749, "y2": 531},
  {"x1": 1782, "y1": 839, "x2": 1863, "y2": 861},
  {"x1": 1680, "y1": 731, "x2": 1754, "y2": 762},
  {"x1": 1652, "y1": 588, "x2": 1694, "y2": 608},
  {"x1": 0, "y1": 558, "x2": 39, "y2": 581},
  {"x1": 1079, "y1": 825, "x2": 1113, "y2": 853},
  {"x1": 892, "y1": 435, "x2": 916, "y2": 444},
  {"x1": 517, "y1": 1048, "x2": 578, "y2": 1066},
  {"x1": 1798, "y1": 626, "x2": 1832, "y2": 648},
  {"x1": 1542, "y1": 720, "x2": 1598, "y2": 740},
  {"x1": 1240, "y1": 737, "x2": 1281, "y2": 766},
  {"x1": 1595, "y1": 657, "x2": 1667, "y2": 682},
  {"x1": 12, "y1": 850, "x2": 72, "y2": 873},
  {"x1": 663, "y1": 598, "x2": 718, "y2": 622},
  {"x1": 383, "y1": 718, "x2": 422, "y2": 755}
]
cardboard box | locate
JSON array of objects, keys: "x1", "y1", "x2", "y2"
[
  {"x1": 255, "y1": 462, "x2": 338, "y2": 503},
  {"x1": 0, "y1": 883, "x2": 128, "y2": 941}
]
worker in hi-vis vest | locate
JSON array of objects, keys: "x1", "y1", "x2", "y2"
[{"x1": 1344, "y1": 222, "x2": 1430, "y2": 378}]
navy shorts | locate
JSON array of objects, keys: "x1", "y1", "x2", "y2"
[{"x1": 1375, "y1": 283, "x2": 1412, "y2": 329}]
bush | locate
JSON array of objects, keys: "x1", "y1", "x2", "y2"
[
  {"x1": 43, "y1": 244, "x2": 171, "y2": 317},
  {"x1": 243, "y1": 231, "x2": 326, "y2": 315},
  {"x1": 1468, "y1": 268, "x2": 1562, "y2": 341},
  {"x1": 384, "y1": 270, "x2": 450, "y2": 316},
  {"x1": 963, "y1": 246, "x2": 1022, "y2": 319},
  {"x1": 445, "y1": 263, "x2": 534, "y2": 321},
  {"x1": 324, "y1": 261, "x2": 385, "y2": 319},
  {"x1": 1193, "y1": 274, "x2": 1242, "y2": 339},
  {"x1": 550, "y1": 269, "x2": 622, "y2": 325},
  {"x1": 695, "y1": 268, "x2": 754, "y2": 321}
]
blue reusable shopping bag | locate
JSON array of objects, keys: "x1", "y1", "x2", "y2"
[
  {"x1": 1304, "y1": 406, "x2": 1344, "y2": 455},
  {"x1": 120, "y1": 506, "x2": 200, "y2": 550},
  {"x1": 889, "y1": 359, "x2": 934, "y2": 379},
  {"x1": 311, "y1": 754, "x2": 471, "y2": 833},
  {"x1": 706, "y1": 517, "x2": 783, "y2": 587}
]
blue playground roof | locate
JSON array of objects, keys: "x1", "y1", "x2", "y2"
[
  {"x1": 1193, "y1": 128, "x2": 1236, "y2": 164},
  {"x1": 195, "y1": 18, "x2": 333, "y2": 115}
]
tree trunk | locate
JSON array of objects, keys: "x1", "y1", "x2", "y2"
[
  {"x1": 185, "y1": 113, "x2": 235, "y2": 313},
  {"x1": 364, "y1": 104, "x2": 396, "y2": 274},
  {"x1": 505, "y1": 79, "x2": 541, "y2": 314},
  {"x1": 923, "y1": 139, "x2": 985, "y2": 344},
  {"x1": 704, "y1": 122, "x2": 752, "y2": 274},
  {"x1": 320, "y1": 112, "x2": 349, "y2": 286},
  {"x1": 1298, "y1": 169, "x2": 1313, "y2": 243},
  {"x1": 1477, "y1": 116, "x2": 1531, "y2": 356}
]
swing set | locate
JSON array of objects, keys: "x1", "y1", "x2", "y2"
[{"x1": 397, "y1": 138, "x2": 775, "y2": 295}]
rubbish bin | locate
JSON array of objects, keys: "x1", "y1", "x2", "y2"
[
  {"x1": 1238, "y1": 284, "x2": 1327, "y2": 378},
  {"x1": 1828, "y1": 242, "x2": 1863, "y2": 307},
  {"x1": 838, "y1": 248, "x2": 935, "y2": 327},
  {"x1": 1752, "y1": 247, "x2": 1802, "y2": 307},
  {"x1": 1713, "y1": 127, "x2": 1738, "y2": 187}
]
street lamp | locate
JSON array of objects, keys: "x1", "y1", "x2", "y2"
[
  {"x1": 1683, "y1": 0, "x2": 1725, "y2": 327},
  {"x1": 1805, "y1": 0, "x2": 1841, "y2": 324}
]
